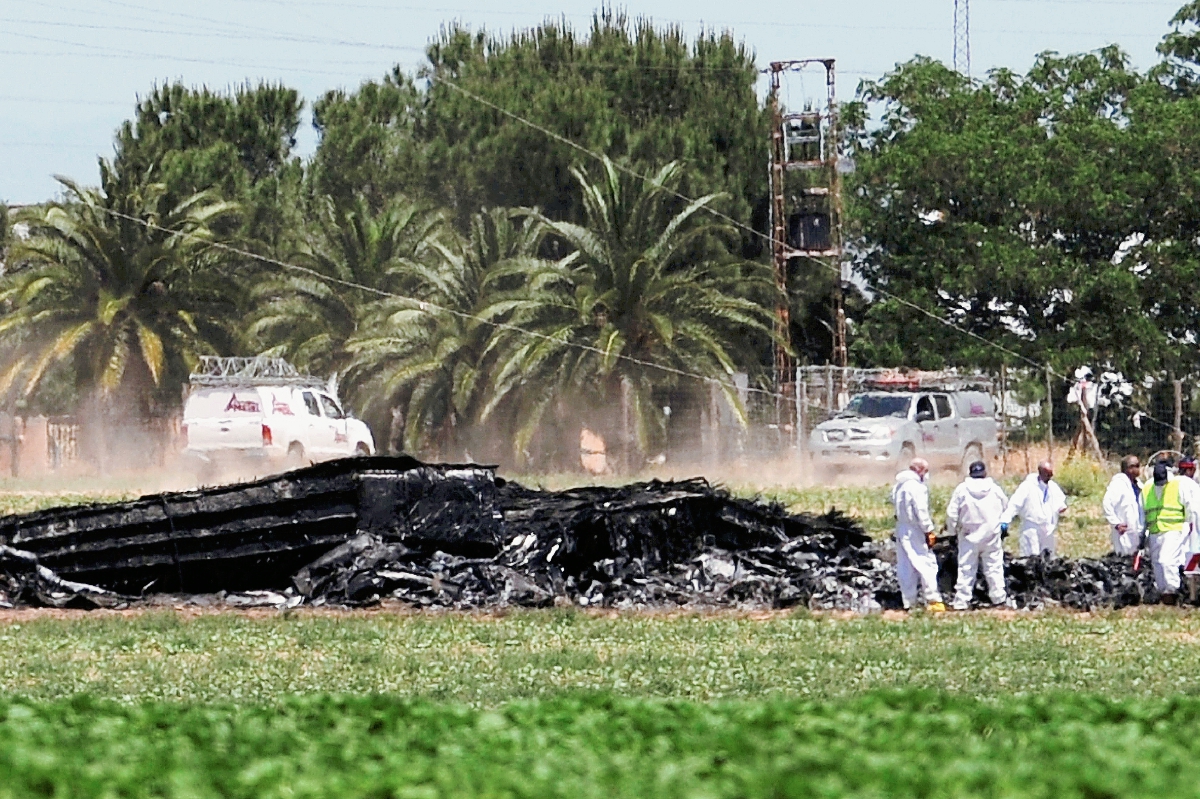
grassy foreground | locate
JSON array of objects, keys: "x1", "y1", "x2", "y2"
[
  {"x1": 2, "y1": 691, "x2": 1198, "y2": 798},
  {"x1": 2, "y1": 609, "x2": 1199, "y2": 704}
]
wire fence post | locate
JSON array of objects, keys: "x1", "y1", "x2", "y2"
[
  {"x1": 1174, "y1": 378, "x2": 1185, "y2": 453},
  {"x1": 999, "y1": 363, "x2": 1008, "y2": 474},
  {"x1": 797, "y1": 368, "x2": 808, "y2": 453},
  {"x1": 1045, "y1": 366, "x2": 1054, "y2": 464}
]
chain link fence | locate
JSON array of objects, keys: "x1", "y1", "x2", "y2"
[
  {"x1": 727, "y1": 367, "x2": 1200, "y2": 473},
  {"x1": 2, "y1": 415, "x2": 179, "y2": 478}
]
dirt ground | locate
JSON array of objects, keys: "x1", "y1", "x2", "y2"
[{"x1": 0, "y1": 602, "x2": 1161, "y2": 624}]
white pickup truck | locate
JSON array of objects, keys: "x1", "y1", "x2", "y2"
[
  {"x1": 181, "y1": 358, "x2": 375, "y2": 477},
  {"x1": 808, "y1": 389, "x2": 999, "y2": 472}
]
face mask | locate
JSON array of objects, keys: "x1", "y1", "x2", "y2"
[{"x1": 1154, "y1": 463, "x2": 1169, "y2": 484}]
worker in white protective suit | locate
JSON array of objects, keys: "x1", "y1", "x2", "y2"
[
  {"x1": 890, "y1": 458, "x2": 946, "y2": 613},
  {"x1": 1102, "y1": 455, "x2": 1143, "y2": 555},
  {"x1": 1142, "y1": 460, "x2": 1200, "y2": 604},
  {"x1": 946, "y1": 461, "x2": 1011, "y2": 610},
  {"x1": 999, "y1": 461, "x2": 1068, "y2": 557},
  {"x1": 1177, "y1": 458, "x2": 1200, "y2": 601}
]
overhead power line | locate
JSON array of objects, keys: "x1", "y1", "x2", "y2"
[
  {"x1": 4, "y1": 1, "x2": 1185, "y2": 433},
  {"x1": 91, "y1": 206, "x2": 797, "y2": 406},
  {"x1": 85, "y1": 178, "x2": 1186, "y2": 437},
  {"x1": 16, "y1": 68, "x2": 1184, "y2": 437},
  {"x1": 1, "y1": 32, "x2": 417, "y2": 77},
  {"x1": 426, "y1": 70, "x2": 1045, "y2": 374},
  {"x1": 0, "y1": 95, "x2": 128, "y2": 106},
  {"x1": 2, "y1": 142, "x2": 109, "y2": 149},
  {"x1": 0, "y1": 12, "x2": 1167, "y2": 46},
  {"x1": 420, "y1": 69, "x2": 1190, "y2": 437},
  {"x1": 0, "y1": 17, "x2": 428, "y2": 52},
  {"x1": 60, "y1": 77, "x2": 1039, "y2": 391}
]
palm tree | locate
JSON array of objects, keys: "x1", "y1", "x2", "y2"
[
  {"x1": 245, "y1": 193, "x2": 447, "y2": 377},
  {"x1": 342, "y1": 207, "x2": 550, "y2": 457},
  {"x1": 0, "y1": 164, "x2": 238, "y2": 416},
  {"x1": 480, "y1": 157, "x2": 777, "y2": 470}
]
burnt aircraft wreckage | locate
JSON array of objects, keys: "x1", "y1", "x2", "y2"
[{"x1": 0, "y1": 457, "x2": 1161, "y2": 611}]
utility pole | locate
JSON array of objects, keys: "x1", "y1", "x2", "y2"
[
  {"x1": 767, "y1": 59, "x2": 846, "y2": 438},
  {"x1": 953, "y1": 0, "x2": 971, "y2": 75}
]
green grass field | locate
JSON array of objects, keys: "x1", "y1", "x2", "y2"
[
  {"x1": 1, "y1": 610, "x2": 1199, "y2": 797},
  {"x1": 3, "y1": 690, "x2": 1199, "y2": 798},
  {"x1": 0, "y1": 609, "x2": 1196, "y2": 704}
]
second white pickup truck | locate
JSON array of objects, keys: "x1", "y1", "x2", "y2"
[{"x1": 808, "y1": 389, "x2": 999, "y2": 472}]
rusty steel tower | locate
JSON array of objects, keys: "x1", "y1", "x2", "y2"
[{"x1": 767, "y1": 59, "x2": 847, "y2": 437}]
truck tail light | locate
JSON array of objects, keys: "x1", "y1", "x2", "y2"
[{"x1": 261, "y1": 424, "x2": 273, "y2": 447}]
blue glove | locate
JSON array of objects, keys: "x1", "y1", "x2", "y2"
[{"x1": 999, "y1": 523, "x2": 1009, "y2": 538}]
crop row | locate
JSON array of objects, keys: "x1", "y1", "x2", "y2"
[{"x1": 1, "y1": 691, "x2": 1198, "y2": 798}]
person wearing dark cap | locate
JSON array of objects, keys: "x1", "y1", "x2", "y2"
[
  {"x1": 1142, "y1": 459, "x2": 1197, "y2": 603},
  {"x1": 946, "y1": 460, "x2": 1011, "y2": 609}
]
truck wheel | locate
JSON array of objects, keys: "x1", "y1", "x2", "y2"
[
  {"x1": 898, "y1": 444, "x2": 916, "y2": 470},
  {"x1": 286, "y1": 443, "x2": 306, "y2": 469},
  {"x1": 961, "y1": 443, "x2": 984, "y2": 474}
]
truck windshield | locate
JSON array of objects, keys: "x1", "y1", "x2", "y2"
[{"x1": 839, "y1": 395, "x2": 911, "y2": 419}]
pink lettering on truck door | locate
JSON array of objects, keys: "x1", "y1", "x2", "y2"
[{"x1": 224, "y1": 394, "x2": 261, "y2": 413}]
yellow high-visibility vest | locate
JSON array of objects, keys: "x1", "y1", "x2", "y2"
[{"x1": 1144, "y1": 479, "x2": 1186, "y2": 534}]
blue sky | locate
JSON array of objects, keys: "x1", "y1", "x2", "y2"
[{"x1": 0, "y1": 0, "x2": 1186, "y2": 203}]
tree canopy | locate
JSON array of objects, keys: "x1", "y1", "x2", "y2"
[
  {"x1": 0, "y1": 167, "x2": 238, "y2": 415},
  {"x1": 10, "y1": 5, "x2": 1200, "y2": 464},
  {"x1": 311, "y1": 12, "x2": 766, "y2": 232},
  {"x1": 844, "y1": 47, "x2": 1200, "y2": 376}
]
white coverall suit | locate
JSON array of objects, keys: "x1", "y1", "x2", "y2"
[
  {"x1": 1144, "y1": 477, "x2": 1200, "y2": 594},
  {"x1": 1000, "y1": 473, "x2": 1067, "y2": 557},
  {"x1": 1102, "y1": 473, "x2": 1144, "y2": 555},
  {"x1": 1181, "y1": 475, "x2": 1200, "y2": 570},
  {"x1": 946, "y1": 476, "x2": 1009, "y2": 609},
  {"x1": 890, "y1": 469, "x2": 943, "y2": 609}
]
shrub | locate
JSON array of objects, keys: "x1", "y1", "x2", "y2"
[
  {"x1": 4, "y1": 692, "x2": 1200, "y2": 797},
  {"x1": 1054, "y1": 458, "x2": 1110, "y2": 498}
]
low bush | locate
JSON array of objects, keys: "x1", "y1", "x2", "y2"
[
  {"x1": 1053, "y1": 458, "x2": 1110, "y2": 498},
  {"x1": 1, "y1": 691, "x2": 1198, "y2": 798}
]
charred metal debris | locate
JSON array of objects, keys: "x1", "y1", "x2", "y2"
[{"x1": 0, "y1": 458, "x2": 1168, "y2": 611}]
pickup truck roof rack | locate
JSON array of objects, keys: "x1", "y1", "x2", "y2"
[{"x1": 189, "y1": 356, "x2": 326, "y2": 388}]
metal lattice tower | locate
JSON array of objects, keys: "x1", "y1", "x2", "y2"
[
  {"x1": 953, "y1": 0, "x2": 971, "y2": 75},
  {"x1": 767, "y1": 58, "x2": 846, "y2": 444},
  {"x1": 189, "y1": 356, "x2": 324, "y2": 388}
]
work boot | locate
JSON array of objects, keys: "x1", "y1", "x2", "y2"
[
  {"x1": 927, "y1": 601, "x2": 947, "y2": 613},
  {"x1": 992, "y1": 598, "x2": 1017, "y2": 610}
]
